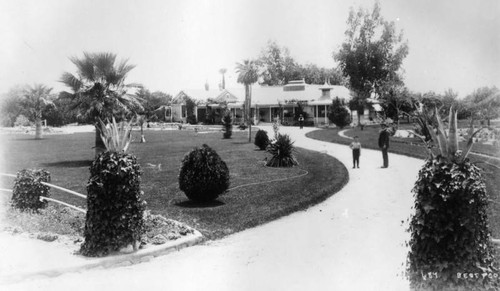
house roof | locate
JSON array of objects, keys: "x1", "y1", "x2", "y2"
[{"x1": 174, "y1": 82, "x2": 353, "y2": 106}]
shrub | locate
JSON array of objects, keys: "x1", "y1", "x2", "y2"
[
  {"x1": 238, "y1": 123, "x2": 247, "y2": 130},
  {"x1": 406, "y1": 107, "x2": 498, "y2": 290},
  {"x1": 222, "y1": 111, "x2": 232, "y2": 139},
  {"x1": 328, "y1": 97, "x2": 351, "y2": 128},
  {"x1": 254, "y1": 129, "x2": 269, "y2": 150},
  {"x1": 11, "y1": 169, "x2": 51, "y2": 212},
  {"x1": 80, "y1": 118, "x2": 145, "y2": 257},
  {"x1": 14, "y1": 114, "x2": 30, "y2": 127},
  {"x1": 266, "y1": 134, "x2": 298, "y2": 167},
  {"x1": 179, "y1": 144, "x2": 230, "y2": 202}
]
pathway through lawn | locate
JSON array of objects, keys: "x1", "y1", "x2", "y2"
[{"x1": 7, "y1": 126, "x2": 424, "y2": 291}]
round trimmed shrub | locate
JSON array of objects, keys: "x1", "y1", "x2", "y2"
[
  {"x1": 11, "y1": 169, "x2": 51, "y2": 212},
  {"x1": 80, "y1": 151, "x2": 146, "y2": 257},
  {"x1": 406, "y1": 156, "x2": 499, "y2": 290},
  {"x1": 254, "y1": 129, "x2": 269, "y2": 150},
  {"x1": 179, "y1": 144, "x2": 230, "y2": 202}
]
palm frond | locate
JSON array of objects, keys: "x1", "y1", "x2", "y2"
[{"x1": 60, "y1": 72, "x2": 83, "y2": 92}]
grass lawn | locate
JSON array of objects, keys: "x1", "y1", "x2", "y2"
[
  {"x1": 0, "y1": 129, "x2": 348, "y2": 240},
  {"x1": 306, "y1": 125, "x2": 500, "y2": 238}
]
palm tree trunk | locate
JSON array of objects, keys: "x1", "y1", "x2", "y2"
[
  {"x1": 34, "y1": 118, "x2": 42, "y2": 140},
  {"x1": 140, "y1": 124, "x2": 146, "y2": 143},
  {"x1": 94, "y1": 125, "x2": 106, "y2": 158},
  {"x1": 246, "y1": 84, "x2": 252, "y2": 143}
]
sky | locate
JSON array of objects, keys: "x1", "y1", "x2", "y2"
[{"x1": 0, "y1": 0, "x2": 498, "y2": 98}]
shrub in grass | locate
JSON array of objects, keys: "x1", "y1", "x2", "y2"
[
  {"x1": 11, "y1": 169, "x2": 51, "y2": 212},
  {"x1": 80, "y1": 118, "x2": 146, "y2": 257},
  {"x1": 328, "y1": 97, "x2": 351, "y2": 128},
  {"x1": 406, "y1": 107, "x2": 498, "y2": 290},
  {"x1": 179, "y1": 144, "x2": 230, "y2": 202},
  {"x1": 266, "y1": 134, "x2": 298, "y2": 167},
  {"x1": 254, "y1": 129, "x2": 269, "y2": 150},
  {"x1": 222, "y1": 111, "x2": 233, "y2": 139}
]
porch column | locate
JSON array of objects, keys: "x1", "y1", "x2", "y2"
[
  {"x1": 325, "y1": 105, "x2": 327, "y2": 124},
  {"x1": 269, "y1": 106, "x2": 272, "y2": 122},
  {"x1": 316, "y1": 105, "x2": 318, "y2": 125}
]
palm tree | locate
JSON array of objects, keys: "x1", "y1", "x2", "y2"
[
  {"x1": 236, "y1": 60, "x2": 259, "y2": 142},
  {"x1": 21, "y1": 84, "x2": 54, "y2": 140},
  {"x1": 60, "y1": 52, "x2": 142, "y2": 157},
  {"x1": 219, "y1": 68, "x2": 227, "y2": 90}
]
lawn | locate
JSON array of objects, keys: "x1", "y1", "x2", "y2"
[
  {"x1": 306, "y1": 125, "x2": 500, "y2": 238},
  {"x1": 0, "y1": 128, "x2": 348, "y2": 240}
]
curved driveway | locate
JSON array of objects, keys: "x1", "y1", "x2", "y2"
[{"x1": 8, "y1": 126, "x2": 424, "y2": 291}]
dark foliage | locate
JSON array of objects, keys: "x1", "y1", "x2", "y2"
[
  {"x1": 406, "y1": 156, "x2": 498, "y2": 290},
  {"x1": 254, "y1": 129, "x2": 270, "y2": 150},
  {"x1": 222, "y1": 111, "x2": 233, "y2": 139},
  {"x1": 266, "y1": 134, "x2": 299, "y2": 167},
  {"x1": 81, "y1": 151, "x2": 145, "y2": 257},
  {"x1": 238, "y1": 123, "x2": 248, "y2": 130},
  {"x1": 185, "y1": 98, "x2": 197, "y2": 125},
  {"x1": 11, "y1": 169, "x2": 51, "y2": 212},
  {"x1": 328, "y1": 97, "x2": 352, "y2": 128},
  {"x1": 179, "y1": 144, "x2": 230, "y2": 202}
]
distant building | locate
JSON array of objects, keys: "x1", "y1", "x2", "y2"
[{"x1": 170, "y1": 79, "x2": 381, "y2": 126}]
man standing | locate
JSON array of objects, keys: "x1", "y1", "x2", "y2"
[
  {"x1": 298, "y1": 114, "x2": 304, "y2": 129},
  {"x1": 378, "y1": 123, "x2": 390, "y2": 168}
]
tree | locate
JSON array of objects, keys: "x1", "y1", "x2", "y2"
[
  {"x1": 299, "y1": 64, "x2": 346, "y2": 85},
  {"x1": 219, "y1": 68, "x2": 227, "y2": 89},
  {"x1": 328, "y1": 97, "x2": 352, "y2": 128},
  {"x1": 236, "y1": 59, "x2": 259, "y2": 142},
  {"x1": 379, "y1": 84, "x2": 414, "y2": 127},
  {"x1": 465, "y1": 86, "x2": 500, "y2": 126},
  {"x1": 60, "y1": 52, "x2": 142, "y2": 157},
  {"x1": 335, "y1": 2, "x2": 409, "y2": 126},
  {"x1": 258, "y1": 40, "x2": 300, "y2": 86},
  {"x1": 0, "y1": 85, "x2": 24, "y2": 127},
  {"x1": 20, "y1": 84, "x2": 54, "y2": 139}
]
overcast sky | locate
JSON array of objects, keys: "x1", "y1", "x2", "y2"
[{"x1": 0, "y1": 0, "x2": 498, "y2": 98}]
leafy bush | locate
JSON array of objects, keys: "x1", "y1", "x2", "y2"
[
  {"x1": 266, "y1": 134, "x2": 298, "y2": 167},
  {"x1": 14, "y1": 114, "x2": 30, "y2": 127},
  {"x1": 222, "y1": 111, "x2": 232, "y2": 139},
  {"x1": 406, "y1": 107, "x2": 498, "y2": 290},
  {"x1": 179, "y1": 144, "x2": 230, "y2": 202},
  {"x1": 254, "y1": 129, "x2": 269, "y2": 150},
  {"x1": 238, "y1": 123, "x2": 247, "y2": 130},
  {"x1": 11, "y1": 169, "x2": 51, "y2": 212},
  {"x1": 406, "y1": 157, "x2": 498, "y2": 290},
  {"x1": 328, "y1": 97, "x2": 352, "y2": 128},
  {"x1": 80, "y1": 118, "x2": 145, "y2": 257}
]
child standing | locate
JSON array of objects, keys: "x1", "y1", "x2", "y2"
[{"x1": 349, "y1": 136, "x2": 361, "y2": 168}]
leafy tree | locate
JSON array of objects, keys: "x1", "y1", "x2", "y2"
[
  {"x1": 236, "y1": 59, "x2": 259, "y2": 142},
  {"x1": 379, "y1": 84, "x2": 414, "y2": 127},
  {"x1": 299, "y1": 64, "x2": 346, "y2": 85},
  {"x1": 258, "y1": 40, "x2": 300, "y2": 86},
  {"x1": 42, "y1": 93, "x2": 79, "y2": 126},
  {"x1": 328, "y1": 97, "x2": 352, "y2": 128},
  {"x1": 60, "y1": 52, "x2": 142, "y2": 157},
  {"x1": 0, "y1": 86, "x2": 24, "y2": 127},
  {"x1": 465, "y1": 86, "x2": 500, "y2": 126},
  {"x1": 20, "y1": 84, "x2": 54, "y2": 139},
  {"x1": 335, "y1": 2, "x2": 409, "y2": 125}
]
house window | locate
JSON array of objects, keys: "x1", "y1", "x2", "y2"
[{"x1": 181, "y1": 105, "x2": 186, "y2": 118}]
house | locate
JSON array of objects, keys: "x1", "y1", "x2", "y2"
[{"x1": 170, "y1": 79, "x2": 381, "y2": 126}]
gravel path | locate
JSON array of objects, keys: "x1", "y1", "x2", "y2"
[{"x1": 4, "y1": 126, "x2": 424, "y2": 291}]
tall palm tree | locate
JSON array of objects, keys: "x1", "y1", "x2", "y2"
[
  {"x1": 21, "y1": 84, "x2": 54, "y2": 140},
  {"x1": 219, "y1": 68, "x2": 227, "y2": 90},
  {"x1": 60, "y1": 52, "x2": 142, "y2": 157},
  {"x1": 236, "y1": 60, "x2": 259, "y2": 142}
]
